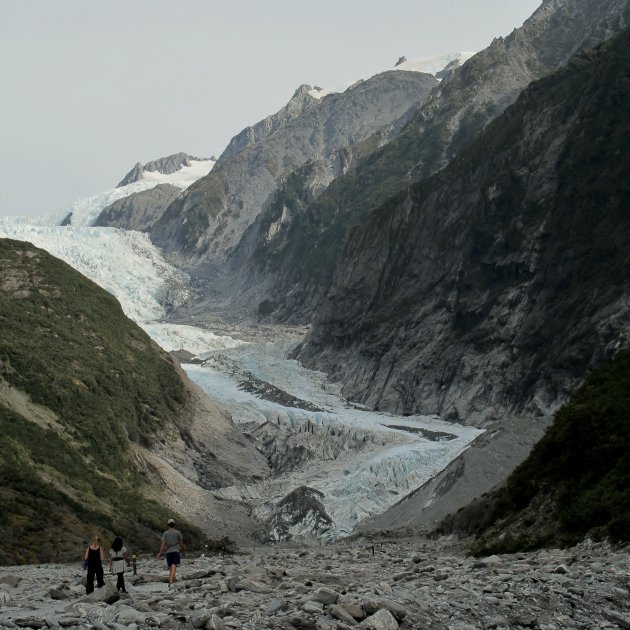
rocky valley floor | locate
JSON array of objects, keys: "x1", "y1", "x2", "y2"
[{"x1": 1, "y1": 537, "x2": 629, "y2": 630}]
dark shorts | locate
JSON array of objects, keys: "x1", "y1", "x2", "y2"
[{"x1": 165, "y1": 551, "x2": 180, "y2": 567}]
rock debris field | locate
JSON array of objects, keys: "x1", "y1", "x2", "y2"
[{"x1": 1, "y1": 538, "x2": 629, "y2": 629}]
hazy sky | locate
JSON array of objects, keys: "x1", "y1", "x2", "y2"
[{"x1": 0, "y1": 0, "x2": 541, "y2": 217}]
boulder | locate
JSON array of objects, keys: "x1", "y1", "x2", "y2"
[
  {"x1": 359, "y1": 609, "x2": 399, "y2": 630},
  {"x1": 311, "y1": 586, "x2": 340, "y2": 605}
]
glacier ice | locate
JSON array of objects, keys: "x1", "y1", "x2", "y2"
[{"x1": 0, "y1": 209, "x2": 482, "y2": 540}]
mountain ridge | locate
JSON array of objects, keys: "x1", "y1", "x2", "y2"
[{"x1": 150, "y1": 69, "x2": 438, "y2": 265}]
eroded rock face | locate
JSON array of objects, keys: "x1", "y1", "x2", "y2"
[
  {"x1": 263, "y1": 486, "x2": 333, "y2": 543},
  {"x1": 231, "y1": 0, "x2": 630, "y2": 326},
  {"x1": 1, "y1": 538, "x2": 628, "y2": 629}
]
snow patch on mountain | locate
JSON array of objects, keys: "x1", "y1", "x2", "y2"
[
  {"x1": 140, "y1": 159, "x2": 214, "y2": 185},
  {"x1": 308, "y1": 51, "x2": 475, "y2": 99},
  {"x1": 395, "y1": 52, "x2": 476, "y2": 76},
  {"x1": 0, "y1": 160, "x2": 215, "y2": 229}
]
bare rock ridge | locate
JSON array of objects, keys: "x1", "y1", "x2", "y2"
[
  {"x1": 117, "y1": 152, "x2": 206, "y2": 187},
  {"x1": 298, "y1": 24, "x2": 630, "y2": 422},
  {"x1": 150, "y1": 70, "x2": 438, "y2": 264},
  {"x1": 216, "y1": 84, "x2": 321, "y2": 165}
]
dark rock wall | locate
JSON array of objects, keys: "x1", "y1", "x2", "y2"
[{"x1": 298, "y1": 28, "x2": 630, "y2": 425}]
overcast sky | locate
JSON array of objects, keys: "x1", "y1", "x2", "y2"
[{"x1": 0, "y1": 0, "x2": 541, "y2": 217}]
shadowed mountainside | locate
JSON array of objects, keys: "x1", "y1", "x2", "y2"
[{"x1": 437, "y1": 349, "x2": 630, "y2": 554}]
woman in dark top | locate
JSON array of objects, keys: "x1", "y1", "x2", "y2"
[
  {"x1": 108, "y1": 536, "x2": 129, "y2": 593},
  {"x1": 84, "y1": 536, "x2": 106, "y2": 594}
]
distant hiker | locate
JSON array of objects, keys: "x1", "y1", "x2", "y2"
[
  {"x1": 108, "y1": 536, "x2": 129, "y2": 593},
  {"x1": 156, "y1": 518, "x2": 185, "y2": 586},
  {"x1": 84, "y1": 536, "x2": 106, "y2": 594}
]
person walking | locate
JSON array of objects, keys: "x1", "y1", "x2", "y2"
[
  {"x1": 84, "y1": 536, "x2": 106, "y2": 594},
  {"x1": 156, "y1": 518, "x2": 185, "y2": 586},
  {"x1": 108, "y1": 536, "x2": 129, "y2": 593}
]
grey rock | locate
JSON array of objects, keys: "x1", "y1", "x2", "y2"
[
  {"x1": 264, "y1": 598, "x2": 289, "y2": 615},
  {"x1": 57, "y1": 618, "x2": 84, "y2": 628},
  {"x1": 204, "y1": 615, "x2": 226, "y2": 630},
  {"x1": 83, "y1": 582, "x2": 119, "y2": 604},
  {"x1": 191, "y1": 608, "x2": 212, "y2": 628},
  {"x1": 0, "y1": 590, "x2": 11, "y2": 604},
  {"x1": 508, "y1": 614, "x2": 537, "y2": 628},
  {"x1": 362, "y1": 600, "x2": 406, "y2": 621},
  {"x1": 14, "y1": 619, "x2": 47, "y2": 629},
  {"x1": 329, "y1": 604, "x2": 359, "y2": 625},
  {"x1": 358, "y1": 609, "x2": 399, "y2": 629},
  {"x1": 603, "y1": 609, "x2": 630, "y2": 629},
  {"x1": 312, "y1": 587, "x2": 340, "y2": 605},
  {"x1": 114, "y1": 604, "x2": 146, "y2": 625},
  {"x1": 285, "y1": 615, "x2": 318, "y2": 630},
  {"x1": 340, "y1": 602, "x2": 365, "y2": 620},
  {"x1": 226, "y1": 576, "x2": 270, "y2": 593},
  {"x1": 303, "y1": 600, "x2": 325, "y2": 613},
  {"x1": 0, "y1": 575, "x2": 20, "y2": 588},
  {"x1": 49, "y1": 588, "x2": 70, "y2": 600}
]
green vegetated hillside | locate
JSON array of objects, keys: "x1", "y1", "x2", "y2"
[
  {"x1": 0, "y1": 238, "x2": 204, "y2": 564},
  {"x1": 464, "y1": 349, "x2": 630, "y2": 555}
]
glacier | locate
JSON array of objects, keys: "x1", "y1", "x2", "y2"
[{"x1": 0, "y1": 197, "x2": 482, "y2": 540}]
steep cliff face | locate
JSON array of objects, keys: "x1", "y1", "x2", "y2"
[
  {"x1": 216, "y1": 85, "x2": 320, "y2": 165},
  {"x1": 298, "y1": 27, "x2": 630, "y2": 426},
  {"x1": 244, "y1": 0, "x2": 630, "y2": 322},
  {"x1": 151, "y1": 71, "x2": 438, "y2": 264}
]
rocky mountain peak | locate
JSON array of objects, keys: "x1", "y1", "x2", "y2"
[
  {"x1": 292, "y1": 83, "x2": 316, "y2": 100},
  {"x1": 216, "y1": 84, "x2": 320, "y2": 165},
  {"x1": 117, "y1": 152, "x2": 206, "y2": 187}
]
